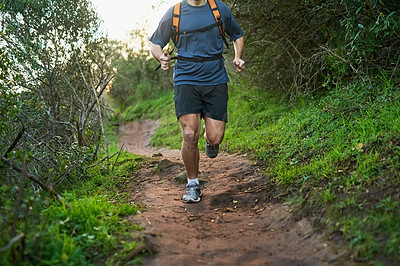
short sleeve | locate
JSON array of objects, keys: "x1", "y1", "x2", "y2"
[
  {"x1": 218, "y1": 1, "x2": 243, "y2": 42},
  {"x1": 149, "y1": 6, "x2": 174, "y2": 48}
]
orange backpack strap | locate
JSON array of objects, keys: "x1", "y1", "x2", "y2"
[
  {"x1": 208, "y1": 0, "x2": 224, "y2": 35},
  {"x1": 172, "y1": 2, "x2": 182, "y2": 45},
  {"x1": 169, "y1": 0, "x2": 228, "y2": 51}
]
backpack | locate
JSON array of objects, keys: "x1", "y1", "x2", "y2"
[
  {"x1": 155, "y1": 0, "x2": 229, "y2": 71},
  {"x1": 171, "y1": 0, "x2": 229, "y2": 49}
]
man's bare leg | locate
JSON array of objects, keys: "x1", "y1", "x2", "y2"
[
  {"x1": 203, "y1": 115, "x2": 226, "y2": 146},
  {"x1": 179, "y1": 114, "x2": 201, "y2": 180},
  {"x1": 180, "y1": 114, "x2": 203, "y2": 203}
]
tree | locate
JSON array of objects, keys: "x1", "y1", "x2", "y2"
[
  {"x1": 1, "y1": 0, "x2": 113, "y2": 186},
  {"x1": 0, "y1": 0, "x2": 115, "y2": 263}
]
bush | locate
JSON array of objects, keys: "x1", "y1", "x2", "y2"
[
  {"x1": 225, "y1": 0, "x2": 400, "y2": 97},
  {"x1": 107, "y1": 31, "x2": 174, "y2": 112}
]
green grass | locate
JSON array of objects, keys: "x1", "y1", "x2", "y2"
[
  {"x1": 38, "y1": 194, "x2": 140, "y2": 265},
  {"x1": 124, "y1": 77, "x2": 400, "y2": 264},
  {"x1": 227, "y1": 81, "x2": 400, "y2": 263},
  {"x1": 75, "y1": 121, "x2": 147, "y2": 202},
  {"x1": 0, "y1": 120, "x2": 146, "y2": 266},
  {"x1": 122, "y1": 91, "x2": 182, "y2": 150}
]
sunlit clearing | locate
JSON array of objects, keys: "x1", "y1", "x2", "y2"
[{"x1": 91, "y1": 0, "x2": 179, "y2": 42}]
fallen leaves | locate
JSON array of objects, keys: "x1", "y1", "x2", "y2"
[{"x1": 352, "y1": 142, "x2": 365, "y2": 152}]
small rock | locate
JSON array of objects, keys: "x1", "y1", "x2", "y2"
[
  {"x1": 198, "y1": 172, "x2": 210, "y2": 183},
  {"x1": 174, "y1": 171, "x2": 210, "y2": 184},
  {"x1": 152, "y1": 153, "x2": 163, "y2": 157},
  {"x1": 158, "y1": 159, "x2": 175, "y2": 170},
  {"x1": 174, "y1": 172, "x2": 187, "y2": 184}
]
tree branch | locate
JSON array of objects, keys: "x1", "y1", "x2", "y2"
[
  {"x1": 0, "y1": 156, "x2": 70, "y2": 209},
  {"x1": 112, "y1": 144, "x2": 124, "y2": 172},
  {"x1": 86, "y1": 74, "x2": 114, "y2": 117},
  {"x1": 4, "y1": 128, "x2": 25, "y2": 158},
  {"x1": 85, "y1": 151, "x2": 119, "y2": 169},
  {"x1": 0, "y1": 234, "x2": 25, "y2": 253},
  {"x1": 286, "y1": 37, "x2": 306, "y2": 60}
]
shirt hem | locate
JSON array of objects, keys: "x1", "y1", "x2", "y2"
[{"x1": 174, "y1": 80, "x2": 230, "y2": 86}]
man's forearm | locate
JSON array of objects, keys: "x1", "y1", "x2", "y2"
[
  {"x1": 151, "y1": 44, "x2": 163, "y2": 62},
  {"x1": 232, "y1": 37, "x2": 245, "y2": 73},
  {"x1": 233, "y1": 36, "x2": 244, "y2": 60}
]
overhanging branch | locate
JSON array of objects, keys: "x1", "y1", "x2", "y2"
[{"x1": 0, "y1": 156, "x2": 70, "y2": 209}]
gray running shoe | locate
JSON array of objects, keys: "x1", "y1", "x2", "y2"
[
  {"x1": 182, "y1": 183, "x2": 202, "y2": 203},
  {"x1": 205, "y1": 140, "x2": 219, "y2": 158}
]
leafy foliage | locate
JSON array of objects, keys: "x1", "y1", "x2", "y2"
[
  {"x1": 1, "y1": 0, "x2": 111, "y2": 185},
  {"x1": 107, "y1": 30, "x2": 173, "y2": 112},
  {"x1": 0, "y1": 117, "x2": 145, "y2": 265},
  {"x1": 225, "y1": 0, "x2": 400, "y2": 96},
  {"x1": 0, "y1": 0, "x2": 144, "y2": 264}
]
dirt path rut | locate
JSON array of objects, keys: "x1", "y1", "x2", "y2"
[{"x1": 119, "y1": 120, "x2": 349, "y2": 266}]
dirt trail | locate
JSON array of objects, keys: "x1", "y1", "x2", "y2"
[{"x1": 119, "y1": 120, "x2": 349, "y2": 266}]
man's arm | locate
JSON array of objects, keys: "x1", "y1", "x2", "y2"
[
  {"x1": 151, "y1": 44, "x2": 171, "y2": 71},
  {"x1": 233, "y1": 36, "x2": 245, "y2": 73}
]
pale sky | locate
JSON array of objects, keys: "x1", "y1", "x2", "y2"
[{"x1": 91, "y1": 0, "x2": 178, "y2": 41}]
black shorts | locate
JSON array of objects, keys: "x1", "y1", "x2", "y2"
[{"x1": 173, "y1": 83, "x2": 228, "y2": 122}]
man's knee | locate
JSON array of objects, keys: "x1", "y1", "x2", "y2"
[
  {"x1": 207, "y1": 133, "x2": 224, "y2": 146},
  {"x1": 182, "y1": 127, "x2": 199, "y2": 143},
  {"x1": 179, "y1": 114, "x2": 201, "y2": 144}
]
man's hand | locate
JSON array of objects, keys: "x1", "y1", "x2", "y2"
[
  {"x1": 159, "y1": 51, "x2": 171, "y2": 71},
  {"x1": 233, "y1": 58, "x2": 245, "y2": 73},
  {"x1": 151, "y1": 44, "x2": 171, "y2": 71},
  {"x1": 233, "y1": 37, "x2": 245, "y2": 73}
]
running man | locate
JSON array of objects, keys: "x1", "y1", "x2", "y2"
[{"x1": 150, "y1": 0, "x2": 245, "y2": 203}]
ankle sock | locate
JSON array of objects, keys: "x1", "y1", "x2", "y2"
[{"x1": 187, "y1": 178, "x2": 199, "y2": 186}]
